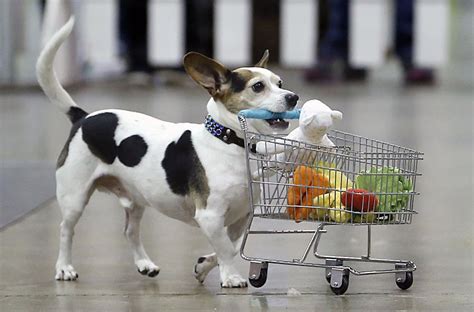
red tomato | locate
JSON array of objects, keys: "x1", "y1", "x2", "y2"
[{"x1": 341, "y1": 189, "x2": 379, "y2": 212}]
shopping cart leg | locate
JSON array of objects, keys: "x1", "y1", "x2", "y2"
[
  {"x1": 363, "y1": 225, "x2": 372, "y2": 259},
  {"x1": 313, "y1": 223, "x2": 329, "y2": 260}
]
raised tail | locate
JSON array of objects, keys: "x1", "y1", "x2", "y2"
[{"x1": 36, "y1": 16, "x2": 87, "y2": 124}]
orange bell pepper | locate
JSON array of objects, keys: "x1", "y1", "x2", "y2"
[{"x1": 287, "y1": 165, "x2": 331, "y2": 222}]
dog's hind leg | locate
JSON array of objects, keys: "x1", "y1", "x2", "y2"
[
  {"x1": 124, "y1": 205, "x2": 160, "y2": 277},
  {"x1": 193, "y1": 252, "x2": 217, "y2": 283},
  {"x1": 55, "y1": 188, "x2": 91, "y2": 281}
]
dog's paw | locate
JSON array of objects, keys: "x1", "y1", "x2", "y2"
[
  {"x1": 55, "y1": 264, "x2": 79, "y2": 281},
  {"x1": 220, "y1": 275, "x2": 248, "y2": 288},
  {"x1": 193, "y1": 255, "x2": 218, "y2": 283},
  {"x1": 136, "y1": 259, "x2": 160, "y2": 277}
]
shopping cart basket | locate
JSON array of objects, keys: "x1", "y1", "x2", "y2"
[{"x1": 237, "y1": 110, "x2": 423, "y2": 295}]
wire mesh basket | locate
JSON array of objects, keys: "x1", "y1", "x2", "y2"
[{"x1": 245, "y1": 129, "x2": 423, "y2": 225}]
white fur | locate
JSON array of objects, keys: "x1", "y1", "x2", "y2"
[
  {"x1": 36, "y1": 17, "x2": 77, "y2": 114},
  {"x1": 238, "y1": 67, "x2": 290, "y2": 113},
  {"x1": 38, "y1": 17, "x2": 296, "y2": 288}
]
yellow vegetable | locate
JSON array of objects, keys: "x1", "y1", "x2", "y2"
[
  {"x1": 313, "y1": 191, "x2": 335, "y2": 207},
  {"x1": 329, "y1": 208, "x2": 351, "y2": 223},
  {"x1": 312, "y1": 191, "x2": 350, "y2": 222},
  {"x1": 310, "y1": 192, "x2": 333, "y2": 219},
  {"x1": 315, "y1": 161, "x2": 353, "y2": 190}
]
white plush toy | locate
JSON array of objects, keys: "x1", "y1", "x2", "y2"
[
  {"x1": 256, "y1": 99, "x2": 343, "y2": 170},
  {"x1": 289, "y1": 99, "x2": 342, "y2": 147}
]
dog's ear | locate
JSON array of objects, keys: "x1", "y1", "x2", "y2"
[
  {"x1": 183, "y1": 52, "x2": 231, "y2": 97},
  {"x1": 255, "y1": 50, "x2": 269, "y2": 68}
]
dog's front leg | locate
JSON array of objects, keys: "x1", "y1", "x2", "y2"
[
  {"x1": 193, "y1": 213, "x2": 250, "y2": 284},
  {"x1": 194, "y1": 209, "x2": 247, "y2": 288}
]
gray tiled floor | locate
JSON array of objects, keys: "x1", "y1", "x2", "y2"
[{"x1": 1, "y1": 7, "x2": 474, "y2": 307}]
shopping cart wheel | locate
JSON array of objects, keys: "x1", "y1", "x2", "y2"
[
  {"x1": 329, "y1": 269, "x2": 349, "y2": 295},
  {"x1": 325, "y1": 273, "x2": 332, "y2": 284},
  {"x1": 396, "y1": 272, "x2": 413, "y2": 290},
  {"x1": 248, "y1": 261, "x2": 268, "y2": 288},
  {"x1": 325, "y1": 259, "x2": 343, "y2": 284}
]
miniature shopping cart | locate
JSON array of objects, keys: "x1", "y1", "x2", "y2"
[{"x1": 237, "y1": 111, "x2": 423, "y2": 295}]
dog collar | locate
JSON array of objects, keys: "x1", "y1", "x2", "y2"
[{"x1": 204, "y1": 115, "x2": 256, "y2": 152}]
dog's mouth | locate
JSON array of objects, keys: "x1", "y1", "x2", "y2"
[{"x1": 266, "y1": 118, "x2": 289, "y2": 129}]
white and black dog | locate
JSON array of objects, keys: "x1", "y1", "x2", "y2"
[{"x1": 37, "y1": 17, "x2": 298, "y2": 287}]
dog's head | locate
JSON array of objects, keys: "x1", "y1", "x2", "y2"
[{"x1": 183, "y1": 50, "x2": 298, "y2": 133}]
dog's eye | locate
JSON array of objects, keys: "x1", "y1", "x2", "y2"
[
  {"x1": 252, "y1": 82, "x2": 265, "y2": 93},
  {"x1": 278, "y1": 81, "x2": 282, "y2": 88}
]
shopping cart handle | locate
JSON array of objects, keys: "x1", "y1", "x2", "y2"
[{"x1": 238, "y1": 109, "x2": 301, "y2": 120}]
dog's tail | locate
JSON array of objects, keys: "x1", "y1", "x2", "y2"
[{"x1": 36, "y1": 16, "x2": 87, "y2": 124}]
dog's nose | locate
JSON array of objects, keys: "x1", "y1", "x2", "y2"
[{"x1": 285, "y1": 94, "x2": 299, "y2": 107}]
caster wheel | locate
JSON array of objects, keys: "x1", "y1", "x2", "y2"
[
  {"x1": 330, "y1": 274, "x2": 349, "y2": 295},
  {"x1": 325, "y1": 272, "x2": 332, "y2": 284},
  {"x1": 325, "y1": 259, "x2": 343, "y2": 284},
  {"x1": 396, "y1": 272, "x2": 413, "y2": 290},
  {"x1": 249, "y1": 267, "x2": 267, "y2": 288}
]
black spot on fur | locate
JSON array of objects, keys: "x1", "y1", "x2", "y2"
[
  {"x1": 57, "y1": 121, "x2": 83, "y2": 168},
  {"x1": 162, "y1": 131, "x2": 209, "y2": 203},
  {"x1": 82, "y1": 113, "x2": 119, "y2": 164},
  {"x1": 117, "y1": 135, "x2": 148, "y2": 167},
  {"x1": 229, "y1": 72, "x2": 247, "y2": 92},
  {"x1": 57, "y1": 108, "x2": 88, "y2": 168},
  {"x1": 67, "y1": 106, "x2": 88, "y2": 124},
  {"x1": 81, "y1": 112, "x2": 147, "y2": 167}
]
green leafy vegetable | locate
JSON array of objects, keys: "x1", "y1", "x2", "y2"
[{"x1": 355, "y1": 167, "x2": 412, "y2": 213}]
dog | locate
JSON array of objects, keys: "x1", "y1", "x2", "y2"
[{"x1": 36, "y1": 17, "x2": 299, "y2": 288}]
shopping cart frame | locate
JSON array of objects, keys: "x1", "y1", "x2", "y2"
[{"x1": 237, "y1": 113, "x2": 423, "y2": 295}]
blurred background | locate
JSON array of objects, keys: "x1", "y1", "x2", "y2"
[
  {"x1": 0, "y1": 0, "x2": 473, "y2": 310},
  {"x1": 0, "y1": 0, "x2": 464, "y2": 86}
]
